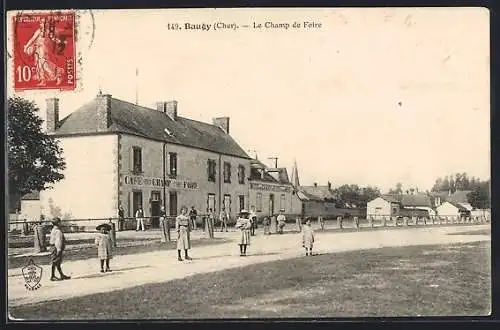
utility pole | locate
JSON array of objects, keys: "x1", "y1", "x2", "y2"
[
  {"x1": 268, "y1": 157, "x2": 278, "y2": 168},
  {"x1": 135, "y1": 68, "x2": 139, "y2": 105}
]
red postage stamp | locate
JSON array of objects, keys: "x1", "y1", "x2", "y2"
[{"x1": 13, "y1": 11, "x2": 76, "y2": 91}]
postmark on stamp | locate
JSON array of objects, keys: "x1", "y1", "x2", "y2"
[
  {"x1": 13, "y1": 11, "x2": 76, "y2": 91},
  {"x1": 22, "y1": 259, "x2": 43, "y2": 291}
]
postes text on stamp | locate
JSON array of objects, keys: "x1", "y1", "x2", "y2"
[{"x1": 13, "y1": 11, "x2": 76, "y2": 91}]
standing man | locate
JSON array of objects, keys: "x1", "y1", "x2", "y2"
[
  {"x1": 49, "y1": 217, "x2": 71, "y2": 281},
  {"x1": 206, "y1": 208, "x2": 215, "y2": 239},
  {"x1": 219, "y1": 207, "x2": 228, "y2": 232},
  {"x1": 159, "y1": 206, "x2": 169, "y2": 242},
  {"x1": 118, "y1": 205, "x2": 125, "y2": 231},
  {"x1": 249, "y1": 206, "x2": 257, "y2": 236},
  {"x1": 189, "y1": 206, "x2": 198, "y2": 230},
  {"x1": 135, "y1": 206, "x2": 145, "y2": 231},
  {"x1": 175, "y1": 206, "x2": 192, "y2": 261},
  {"x1": 277, "y1": 211, "x2": 286, "y2": 234},
  {"x1": 318, "y1": 215, "x2": 325, "y2": 230}
]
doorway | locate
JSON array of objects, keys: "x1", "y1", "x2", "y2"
[
  {"x1": 150, "y1": 192, "x2": 161, "y2": 228},
  {"x1": 133, "y1": 191, "x2": 143, "y2": 216},
  {"x1": 269, "y1": 194, "x2": 275, "y2": 216},
  {"x1": 169, "y1": 192, "x2": 178, "y2": 217}
]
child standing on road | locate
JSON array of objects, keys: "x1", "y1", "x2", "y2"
[
  {"x1": 95, "y1": 223, "x2": 114, "y2": 273},
  {"x1": 301, "y1": 218, "x2": 315, "y2": 256}
]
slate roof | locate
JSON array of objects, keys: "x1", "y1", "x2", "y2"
[
  {"x1": 267, "y1": 168, "x2": 291, "y2": 185},
  {"x1": 249, "y1": 168, "x2": 279, "y2": 183},
  {"x1": 248, "y1": 159, "x2": 292, "y2": 185},
  {"x1": 382, "y1": 193, "x2": 432, "y2": 207},
  {"x1": 54, "y1": 96, "x2": 250, "y2": 159},
  {"x1": 298, "y1": 185, "x2": 337, "y2": 201},
  {"x1": 380, "y1": 195, "x2": 401, "y2": 204},
  {"x1": 446, "y1": 190, "x2": 472, "y2": 204}
]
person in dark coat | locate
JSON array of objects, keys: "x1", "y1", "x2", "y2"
[
  {"x1": 159, "y1": 206, "x2": 169, "y2": 242},
  {"x1": 249, "y1": 206, "x2": 257, "y2": 236},
  {"x1": 189, "y1": 206, "x2": 198, "y2": 230},
  {"x1": 49, "y1": 218, "x2": 70, "y2": 281},
  {"x1": 118, "y1": 205, "x2": 125, "y2": 231},
  {"x1": 95, "y1": 223, "x2": 114, "y2": 272}
]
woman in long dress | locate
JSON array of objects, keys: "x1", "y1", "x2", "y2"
[
  {"x1": 301, "y1": 217, "x2": 315, "y2": 256},
  {"x1": 23, "y1": 18, "x2": 63, "y2": 86},
  {"x1": 235, "y1": 210, "x2": 252, "y2": 256},
  {"x1": 175, "y1": 206, "x2": 192, "y2": 261}
]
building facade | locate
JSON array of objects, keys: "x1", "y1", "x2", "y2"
[
  {"x1": 248, "y1": 159, "x2": 302, "y2": 219},
  {"x1": 366, "y1": 196, "x2": 400, "y2": 219},
  {"x1": 39, "y1": 93, "x2": 251, "y2": 227}
]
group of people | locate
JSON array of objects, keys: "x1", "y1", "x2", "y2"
[{"x1": 45, "y1": 207, "x2": 318, "y2": 281}]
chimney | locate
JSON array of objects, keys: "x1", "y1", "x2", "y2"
[
  {"x1": 314, "y1": 182, "x2": 318, "y2": 187},
  {"x1": 327, "y1": 181, "x2": 332, "y2": 190},
  {"x1": 46, "y1": 98, "x2": 59, "y2": 133},
  {"x1": 96, "y1": 93, "x2": 111, "y2": 131},
  {"x1": 156, "y1": 101, "x2": 178, "y2": 121},
  {"x1": 213, "y1": 117, "x2": 230, "y2": 134}
]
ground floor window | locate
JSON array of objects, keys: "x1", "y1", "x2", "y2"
[
  {"x1": 224, "y1": 194, "x2": 231, "y2": 215},
  {"x1": 280, "y1": 194, "x2": 285, "y2": 212},
  {"x1": 239, "y1": 195, "x2": 245, "y2": 212},
  {"x1": 256, "y1": 193, "x2": 262, "y2": 212},
  {"x1": 207, "y1": 193, "x2": 216, "y2": 212}
]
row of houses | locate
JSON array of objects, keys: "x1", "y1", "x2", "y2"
[
  {"x1": 366, "y1": 190, "x2": 480, "y2": 219},
  {"x1": 12, "y1": 92, "x2": 489, "y2": 228},
  {"x1": 13, "y1": 93, "x2": 339, "y2": 228}
]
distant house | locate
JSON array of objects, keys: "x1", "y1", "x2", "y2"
[
  {"x1": 436, "y1": 201, "x2": 471, "y2": 218},
  {"x1": 295, "y1": 182, "x2": 339, "y2": 217},
  {"x1": 431, "y1": 190, "x2": 473, "y2": 211},
  {"x1": 9, "y1": 191, "x2": 41, "y2": 231},
  {"x1": 366, "y1": 196, "x2": 400, "y2": 219},
  {"x1": 367, "y1": 192, "x2": 434, "y2": 219}
]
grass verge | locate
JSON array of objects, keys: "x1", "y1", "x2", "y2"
[{"x1": 10, "y1": 240, "x2": 491, "y2": 319}]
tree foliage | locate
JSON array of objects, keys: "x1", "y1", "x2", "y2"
[
  {"x1": 431, "y1": 172, "x2": 490, "y2": 209},
  {"x1": 334, "y1": 184, "x2": 381, "y2": 208},
  {"x1": 8, "y1": 96, "x2": 66, "y2": 201},
  {"x1": 467, "y1": 180, "x2": 491, "y2": 209}
]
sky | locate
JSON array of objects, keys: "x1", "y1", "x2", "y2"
[{"x1": 7, "y1": 8, "x2": 490, "y2": 193}]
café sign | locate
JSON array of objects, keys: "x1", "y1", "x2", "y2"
[
  {"x1": 250, "y1": 182, "x2": 291, "y2": 193},
  {"x1": 123, "y1": 175, "x2": 198, "y2": 190}
]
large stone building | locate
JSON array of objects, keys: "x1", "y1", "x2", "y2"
[{"x1": 39, "y1": 93, "x2": 251, "y2": 227}]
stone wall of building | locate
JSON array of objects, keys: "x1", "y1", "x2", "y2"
[
  {"x1": 40, "y1": 134, "x2": 119, "y2": 221},
  {"x1": 118, "y1": 134, "x2": 251, "y2": 223}
]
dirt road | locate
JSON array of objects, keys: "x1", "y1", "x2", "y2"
[{"x1": 8, "y1": 224, "x2": 490, "y2": 308}]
